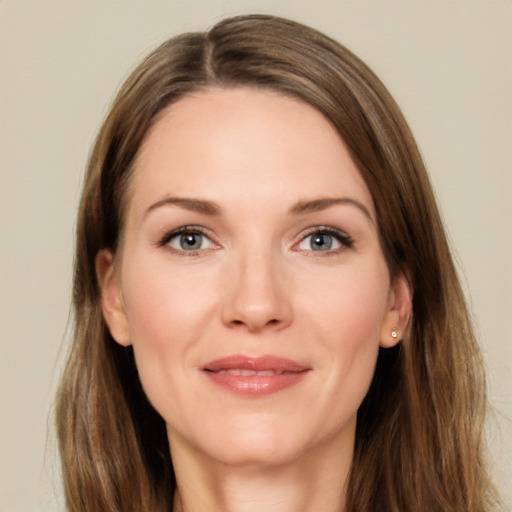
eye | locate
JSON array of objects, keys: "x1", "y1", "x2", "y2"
[
  {"x1": 297, "y1": 228, "x2": 353, "y2": 253},
  {"x1": 159, "y1": 227, "x2": 217, "y2": 253},
  {"x1": 171, "y1": 232, "x2": 207, "y2": 251}
]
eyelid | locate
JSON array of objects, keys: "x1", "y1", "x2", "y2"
[
  {"x1": 293, "y1": 225, "x2": 354, "y2": 253},
  {"x1": 157, "y1": 225, "x2": 219, "y2": 254},
  {"x1": 155, "y1": 224, "x2": 353, "y2": 256}
]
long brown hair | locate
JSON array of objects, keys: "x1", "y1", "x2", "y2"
[{"x1": 56, "y1": 14, "x2": 497, "y2": 511}]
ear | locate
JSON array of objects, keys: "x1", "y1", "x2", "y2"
[
  {"x1": 95, "y1": 249, "x2": 131, "y2": 346},
  {"x1": 380, "y1": 272, "x2": 413, "y2": 348}
]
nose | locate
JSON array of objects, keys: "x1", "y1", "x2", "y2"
[{"x1": 221, "y1": 248, "x2": 293, "y2": 333}]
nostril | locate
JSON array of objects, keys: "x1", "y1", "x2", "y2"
[{"x1": 228, "y1": 318, "x2": 281, "y2": 330}]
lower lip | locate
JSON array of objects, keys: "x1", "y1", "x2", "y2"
[{"x1": 203, "y1": 370, "x2": 309, "y2": 397}]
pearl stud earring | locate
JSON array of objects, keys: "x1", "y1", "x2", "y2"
[{"x1": 391, "y1": 329, "x2": 398, "y2": 339}]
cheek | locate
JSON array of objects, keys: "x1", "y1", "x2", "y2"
[
  {"x1": 305, "y1": 264, "x2": 389, "y2": 405},
  {"x1": 120, "y1": 258, "x2": 218, "y2": 410},
  {"x1": 122, "y1": 257, "x2": 216, "y2": 345},
  {"x1": 308, "y1": 262, "x2": 389, "y2": 342}
]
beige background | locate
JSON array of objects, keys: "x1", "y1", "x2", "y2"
[{"x1": 1, "y1": 1, "x2": 510, "y2": 510}]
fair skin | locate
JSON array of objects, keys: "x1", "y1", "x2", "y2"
[{"x1": 97, "y1": 88, "x2": 411, "y2": 512}]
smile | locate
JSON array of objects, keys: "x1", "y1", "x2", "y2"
[
  {"x1": 214, "y1": 369, "x2": 297, "y2": 376},
  {"x1": 201, "y1": 355, "x2": 311, "y2": 397}
]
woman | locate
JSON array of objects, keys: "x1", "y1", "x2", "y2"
[{"x1": 56, "y1": 14, "x2": 497, "y2": 512}]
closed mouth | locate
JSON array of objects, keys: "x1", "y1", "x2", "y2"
[
  {"x1": 201, "y1": 355, "x2": 310, "y2": 396},
  {"x1": 202, "y1": 354, "x2": 310, "y2": 373},
  {"x1": 211, "y1": 369, "x2": 302, "y2": 376}
]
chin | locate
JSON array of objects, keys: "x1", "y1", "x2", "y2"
[
  {"x1": 188, "y1": 412, "x2": 345, "y2": 469},
  {"x1": 170, "y1": 412, "x2": 312, "y2": 468},
  {"x1": 212, "y1": 436, "x2": 305, "y2": 469}
]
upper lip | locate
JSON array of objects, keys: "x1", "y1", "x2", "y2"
[{"x1": 201, "y1": 355, "x2": 310, "y2": 373}]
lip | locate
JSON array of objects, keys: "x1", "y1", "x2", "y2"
[{"x1": 201, "y1": 355, "x2": 311, "y2": 397}]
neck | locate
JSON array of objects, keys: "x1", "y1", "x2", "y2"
[{"x1": 169, "y1": 429, "x2": 353, "y2": 512}]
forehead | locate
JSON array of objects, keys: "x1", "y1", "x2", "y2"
[{"x1": 128, "y1": 87, "x2": 374, "y2": 216}]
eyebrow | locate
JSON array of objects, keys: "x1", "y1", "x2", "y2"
[
  {"x1": 146, "y1": 197, "x2": 222, "y2": 217},
  {"x1": 145, "y1": 195, "x2": 373, "y2": 222},
  {"x1": 289, "y1": 197, "x2": 374, "y2": 222}
]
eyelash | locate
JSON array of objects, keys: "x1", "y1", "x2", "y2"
[
  {"x1": 157, "y1": 226, "x2": 216, "y2": 256},
  {"x1": 156, "y1": 225, "x2": 354, "y2": 257},
  {"x1": 295, "y1": 226, "x2": 354, "y2": 257}
]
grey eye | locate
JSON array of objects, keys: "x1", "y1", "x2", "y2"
[
  {"x1": 179, "y1": 233, "x2": 203, "y2": 250},
  {"x1": 166, "y1": 231, "x2": 214, "y2": 251},
  {"x1": 310, "y1": 233, "x2": 334, "y2": 251},
  {"x1": 299, "y1": 232, "x2": 342, "y2": 251}
]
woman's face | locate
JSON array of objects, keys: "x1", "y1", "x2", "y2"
[{"x1": 99, "y1": 88, "x2": 409, "y2": 468}]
